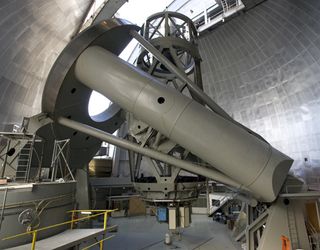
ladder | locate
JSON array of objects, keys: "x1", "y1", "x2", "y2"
[
  {"x1": 220, "y1": 0, "x2": 229, "y2": 13},
  {"x1": 15, "y1": 137, "x2": 35, "y2": 182},
  {"x1": 287, "y1": 206, "x2": 300, "y2": 249}
]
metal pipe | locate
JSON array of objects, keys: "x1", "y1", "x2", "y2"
[
  {"x1": 26, "y1": 135, "x2": 36, "y2": 182},
  {"x1": 1, "y1": 140, "x2": 11, "y2": 178},
  {"x1": 37, "y1": 142, "x2": 45, "y2": 181},
  {"x1": 57, "y1": 117, "x2": 244, "y2": 190},
  {"x1": 0, "y1": 188, "x2": 8, "y2": 231},
  {"x1": 50, "y1": 142, "x2": 57, "y2": 182},
  {"x1": 206, "y1": 178, "x2": 210, "y2": 215},
  {"x1": 235, "y1": 193, "x2": 258, "y2": 207},
  {"x1": 31, "y1": 231, "x2": 37, "y2": 250}
]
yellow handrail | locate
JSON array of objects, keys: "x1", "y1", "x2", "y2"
[
  {"x1": 70, "y1": 209, "x2": 117, "y2": 250},
  {"x1": 68, "y1": 209, "x2": 116, "y2": 213},
  {"x1": 2, "y1": 209, "x2": 117, "y2": 250},
  {"x1": 68, "y1": 209, "x2": 117, "y2": 230},
  {"x1": 2, "y1": 212, "x2": 105, "y2": 240},
  {"x1": 82, "y1": 235, "x2": 115, "y2": 250}
]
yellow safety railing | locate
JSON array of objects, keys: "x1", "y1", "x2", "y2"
[
  {"x1": 2, "y1": 209, "x2": 117, "y2": 250},
  {"x1": 68, "y1": 209, "x2": 117, "y2": 250}
]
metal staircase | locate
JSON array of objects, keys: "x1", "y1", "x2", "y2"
[
  {"x1": 209, "y1": 195, "x2": 231, "y2": 216},
  {"x1": 307, "y1": 221, "x2": 320, "y2": 250},
  {"x1": 15, "y1": 137, "x2": 35, "y2": 182},
  {"x1": 287, "y1": 206, "x2": 300, "y2": 249}
]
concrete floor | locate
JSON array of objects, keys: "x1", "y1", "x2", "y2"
[{"x1": 86, "y1": 214, "x2": 242, "y2": 250}]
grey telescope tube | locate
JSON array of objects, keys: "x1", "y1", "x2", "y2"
[
  {"x1": 57, "y1": 117, "x2": 243, "y2": 189},
  {"x1": 74, "y1": 46, "x2": 293, "y2": 202},
  {"x1": 130, "y1": 30, "x2": 267, "y2": 143},
  {"x1": 129, "y1": 30, "x2": 231, "y2": 122}
]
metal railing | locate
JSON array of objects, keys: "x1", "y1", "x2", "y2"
[
  {"x1": 192, "y1": 0, "x2": 245, "y2": 33},
  {"x1": 209, "y1": 195, "x2": 230, "y2": 215},
  {"x1": 50, "y1": 139, "x2": 75, "y2": 182},
  {"x1": 282, "y1": 180, "x2": 320, "y2": 194},
  {"x1": 79, "y1": 0, "x2": 108, "y2": 33},
  {"x1": 2, "y1": 209, "x2": 117, "y2": 250}
]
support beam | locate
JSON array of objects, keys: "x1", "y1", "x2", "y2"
[
  {"x1": 0, "y1": 140, "x2": 11, "y2": 178},
  {"x1": 57, "y1": 117, "x2": 244, "y2": 191}
]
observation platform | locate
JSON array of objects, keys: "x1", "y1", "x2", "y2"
[{"x1": 7, "y1": 228, "x2": 114, "y2": 250}]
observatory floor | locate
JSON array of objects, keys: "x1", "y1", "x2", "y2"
[{"x1": 101, "y1": 214, "x2": 242, "y2": 250}]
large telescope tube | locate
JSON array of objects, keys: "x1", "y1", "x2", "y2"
[{"x1": 75, "y1": 46, "x2": 293, "y2": 202}]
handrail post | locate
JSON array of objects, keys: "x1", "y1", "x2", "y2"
[
  {"x1": 31, "y1": 231, "x2": 37, "y2": 250},
  {"x1": 103, "y1": 212, "x2": 108, "y2": 230},
  {"x1": 101, "y1": 211, "x2": 109, "y2": 250},
  {"x1": 1, "y1": 139, "x2": 11, "y2": 178},
  {"x1": 70, "y1": 211, "x2": 75, "y2": 229}
]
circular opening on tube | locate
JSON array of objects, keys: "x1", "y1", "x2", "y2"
[
  {"x1": 88, "y1": 91, "x2": 113, "y2": 122},
  {"x1": 157, "y1": 97, "x2": 165, "y2": 104}
]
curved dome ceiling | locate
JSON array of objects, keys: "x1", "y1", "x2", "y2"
[
  {"x1": 0, "y1": 0, "x2": 91, "y2": 131},
  {"x1": 0, "y1": 0, "x2": 319, "y2": 180},
  {"x1": 0, "y1": 0, "x2": 264, "y2": 132},
  {"x1": 199, "y1": 0, "x2": 320, "y2": 174}
]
